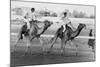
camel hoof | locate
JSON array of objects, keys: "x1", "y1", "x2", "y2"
[
  {"x1": 46, "y1": 48, "x2": 52, "y2": 54},
  {"x1": 46, "y1": 51, "x2": 51, "y2": 54},
  {"x1": 76, "y1": 44, "x2": 78, "y2": 47},
  {"x1": 21, "y1": 54, "x2": 25, "y2": 56},
  {"x1": 92, "y1": 49, "x2": 95, "y2": 53},
  {"x1": 60, "y1": 53, "x2": 64, "y2": 56},
  {"x1": 44, "y1": 52, "x2": 48, "y2": 55},
  {"x1": 13, "y1": 50, "x2": 16, "y2": 53},
  {"x1": 24, "y1": 52, "x2": 28, "y2": 56},
  {"x1": 30, "y1": 40, "x2": 32, "y2": 42},
  {"x1": 76, "y1": 52, "x2": 78, "y2": 56},
  {"x1": 40, "y1": 52, "x2": 47, "y2": 56},
  {"x1": 27, "y1": 46, "x2": 31, "y2": 49},
  {"x1": 13, "y1": 48, "x2": 17, "y2": 53}
]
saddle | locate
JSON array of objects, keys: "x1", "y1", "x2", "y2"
[
  {"x1": 29, "y1": 19, "x2": 38, "y2": 24},
  {"x1": 21, "y1": 23, "x2": 30, "y2": 36}
]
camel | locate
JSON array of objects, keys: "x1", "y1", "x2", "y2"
[
  {"x1": 49, "y1": 23, "x2": 86, "y2": 55},
  {"x1": 14, "y1": 20, "x2": 53, "y2": 54}
]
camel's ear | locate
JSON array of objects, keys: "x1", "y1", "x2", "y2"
[{"x1": 61, "y1": 25, "x2": 63, "y2": 28}]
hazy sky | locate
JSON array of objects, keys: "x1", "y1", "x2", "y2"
[{"x1": 11, "y1": 1, "x2": 95, "y2": 16}]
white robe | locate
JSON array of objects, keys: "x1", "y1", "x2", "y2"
[
  {"x1": 57, "y1": 17, "x2": 71, "y2": 32},
  {"x1": 22, "y1": 12, "x2": 37, "y2": 29}
]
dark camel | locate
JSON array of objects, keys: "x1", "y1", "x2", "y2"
[{"x1": 49, "y1": 23, "x2": 86, "y2": 55}]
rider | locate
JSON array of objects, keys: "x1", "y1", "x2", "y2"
[
  {"x1": 29, "y1": 8, "x2": 37, "y2": 23},
  {"x1": 22, "y1": 8, "x2": 37, "y2": 31},
  {"x1": 60, "y1": 9, "x2": 75, "y2": 32}
]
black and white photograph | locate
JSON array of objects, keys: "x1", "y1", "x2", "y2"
[{"x1": 10, "y1": 0, "x2": 96, "y2": 67}]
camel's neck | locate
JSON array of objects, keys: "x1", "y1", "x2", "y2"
[
  {"x1": 72, "y1": 27, "x2": 83, "y2": 37},
  {"x1": 37, "y1": 24, "x2": 49, "y2": 36},
  {"x1": 40, "y1": 26, "x2": 48, "y2": 34}
]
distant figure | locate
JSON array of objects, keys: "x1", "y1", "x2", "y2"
[
  {"x1": 89, "y1": 29, "x2": 93, "y2": 36},
  {"x1": 60, "y1": 9, "x2": 75, "y2": 32},
  {"x1": 88, "y1": 29, "x2": 95, "y2": 50}
]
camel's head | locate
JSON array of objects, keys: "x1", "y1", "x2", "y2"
[
  {"x1": 44, "y1": 20, "x2": 53, "y2": 27},
  {"x1": 78, "y1": 23, "x2": 86, "y2": 29}
]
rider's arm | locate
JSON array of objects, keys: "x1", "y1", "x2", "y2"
[
  {"x1": 67, "y1": 18, "x2": 76, "y2": 30},
  {"x1": 16, "y1": 11, "x2": 28, "y2": 23},
  {"x1": 20, "y1": 12, "x2": 29, "y2": 23},
  {"x1": 21, "y1": 16, "x2": 28, "y2": 23}
]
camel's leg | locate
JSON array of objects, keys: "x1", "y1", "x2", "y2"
[
  {"x1": 14, "y1": 32, "x2": 23, "y2": 52},
  {"x1": 30, "y1": 35, "x2": 36, "y2": 42},
  {"x1": 68, "y1": 40, "x2": 74, "y2": 47},
  {"x1": 49, "y1": 36, "x2": 58, "y2": 52},
  {"x1": 14, "y1": 38, "x2": 20, "y2": 52},
  {"x1": 61, "y1": 38, "x2": 68, "y2": 56},
  {"x1": 39, "y1": 37, "x2": 45, "y2": 52},
  {"x1": 29, "y1": 26, "x2": 34, "y2": 42},
  {"x1": 61, "y1": 39, "x2": 65, "y2": 55},
  {"x1": 93, "y1": 44, "x2": 95, "y2": 59},
  {"x1": 50, "y1": 35, "x2": 58, "y2": 49},
  {"x1": 24, "y1": 36, "x2": 31, "y2": 55},
  {"x1": 67, "y1": 40, "x2": 71, "y2": 46},
  {"x1": 68, "y1": 40, "x2": 78, "y2": 56},
  {"x1": 75, "y1": 46, "x2": 78, "y2": 56},
  {"x1": 92, "y1": 44, "x2": 95, "y2": 53},
  {"x1": 15, "y1": 38, "x2": 20, "y2": 47},
  {"x1": 75, "y1": 44, "x2": 78, "y2": 56}
]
